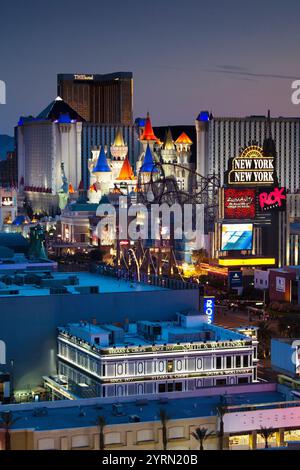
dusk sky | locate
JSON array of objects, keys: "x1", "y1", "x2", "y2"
[{"x1": 1, "y1": 0, "x2": 300, "y2": 135}]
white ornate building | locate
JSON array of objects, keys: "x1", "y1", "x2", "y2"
[
  {"x1": 55, "y1": 312, "x2": 258, "y2": 398},
  {"x1": 88, "y1": 128, "x2": 136, "y2": 203},
  {"x1": 17, "y1": 97, "x2": 83, "y2": 213}
]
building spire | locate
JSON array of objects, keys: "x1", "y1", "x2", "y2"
[
  {"x1": 113, "y1": 127, "x2": 125, "y2": 147},
  {"x1": 263, "y1": 109, "x2": 276, "y2": 160},
  {"x1": 140, "y1": 144, "x2": 158, "y2": 173},
  {"x1": 117, "y1": 156, "x2": 134, "y2": 180},
  {"x1": 164, "y1": 128, "x2": 175, "y2": 150},
  {"x1": 267, "y1": 109, "x2": 271, "y2": 139},
  {"x1": 93, "y1": 147, "x2": 111, "y2": 173},
  {"x1": 140, "y1": 112, "x2": 158, "y2": 142}
]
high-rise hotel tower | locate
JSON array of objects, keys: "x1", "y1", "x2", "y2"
[
  {"x1": 196, "y1": 112, "x2": 300, "y2": 192},
  {"x1": 57, "y1": 72, "x2": 133, "y2": 125}
]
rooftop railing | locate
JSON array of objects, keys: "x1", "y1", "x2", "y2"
[{"x1": 96, "y1": 264, "x2": 199, "y2": 290}]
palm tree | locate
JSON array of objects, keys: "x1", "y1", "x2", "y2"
[
  {"x1": 257, "y1": 321, "x2": 273, "y2": 359},
  {"x1": 159, "y1": 408, "x2": 169, "y2": 451},
  {"x1": 277, "y1": 316, "x2": 300, "y2": 338},
  {"x1": 0, "y1": 411, "x2": 19, "y2": 450},
  {"x1": 191, "y1": 427, "x2": 214, "y2": 450},
  {"x1": 216, "y1": 403, "x2": 228, "y2": 450},
  {"x1": 258, "y1": 426, "x2": 274, "y2": 449},
  {"x1": 97, "y1": 415, "x2": 106, "y2": 450}
]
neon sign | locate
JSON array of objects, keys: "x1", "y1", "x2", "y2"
[
  {"x1": 259, "y1": 187, "x2": 286, "y2": 211},
  {"x1": 224, "y1": 188, "x2": 256, "y2": 219},
  {"x1": 203, "y1": 297, "x2": 215, "y2": 324},
  {"x1": 74, "y1": 74, "x2": 94, "y2": 81},
  {"x1": 227, "y1": 146, "x2": 275, "y2": 186}
]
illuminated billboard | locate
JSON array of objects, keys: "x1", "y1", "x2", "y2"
[
  {"x1": 203, "y1": 297, "x2": 215, "y2": 324},
  {"x1": 224, "y1": 188, "x2": 256, "y2": 219},
  {"x1": 259, "y1": 187, "x2": 286, "y2": 212},
  {"x1": 221, "y1": 223, "x2": 253, "y2": 251},
  {"x1": 226, "y1": 145, "x2": 275, "y2": 186}
]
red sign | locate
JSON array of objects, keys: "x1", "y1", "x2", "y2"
[
  {"x1": 224, "y1": 188, "x2": 256, "y2": 219},
  {"x1": 259, "y1": 187, "x2": 286, "y2": 211}
]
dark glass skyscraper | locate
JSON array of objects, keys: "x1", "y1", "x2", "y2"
[{"x1": 57, "y1": 72, "x2": 133, "y2": 125}]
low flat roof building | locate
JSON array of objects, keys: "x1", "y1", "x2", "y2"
[
  {"x1": 50, "y1": 312, "x2": 258, "y2": 399},
  {"x1": 0, "y1": 383, "x2": 298, "y2": 450},
  {"x1": 0, "y1": 271, "x2": 199, "y2": 389}
]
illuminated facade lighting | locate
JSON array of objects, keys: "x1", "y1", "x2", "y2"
[{"x1": 219, "y1": 258, "x2": 276, "y2": 267}]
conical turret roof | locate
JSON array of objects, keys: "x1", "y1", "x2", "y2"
[
  {"x1": 175, "y1": 132, "x2": 193, "y2": 144},
  {"x1": 140, "y1": 144, "x2": 158, "y2": 173},
  {"x1": 117, "y1": 156, "x2": 135, "y2": 180},
  {"x1": 93, "y1": 147, "x2": 111, "y2": 173},
  {"x1": 140, "y1": 112, "x2": 159, "y2": 142},
  {"x1": 164, "y1": 128, "x2": 175, "y2": 150},
  {"x1": 113, "y1": 127, "x2": 125, "y2": 146},
  {"x1": 37, "y1": 96, "x2": 85, "y2": 122}
]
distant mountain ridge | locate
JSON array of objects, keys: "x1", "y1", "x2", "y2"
[{"x1": 0, "y1": 135, "x2": 14, "y2": 160}]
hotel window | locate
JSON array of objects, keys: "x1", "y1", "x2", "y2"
[
  {"x1": 137, "y1": 429, "x2": 154, "y2": 443},
  {"x1": 72, "y1": 435, "x2": 90, "y2": 449},
  {"x1": 168, "y1": 426, "x2": 185, "y2": 440},
  {"x1": 102, "y1": 364, "x2": 106, "y2": 377},
  {"x1": 105, "y1": 432, "x2": 121, "y2": 445},
  {"x1": 243, "y1": 356, "x2": 249, "y2": 367},
  {"x1": 229, "y1": 435, "x2": 250, "y2": 450},
  {"x1": 175, "y1": 382, "x2": 182, "y2": 392},
  {"x1": 167, "y1": 360, "x2": 174, "y2": 373},
  {"x1": 216, "y1": 357, "x2": 222, "y2": 369},
  {"x1": 226, "y1": 356, "x2": 232, "y2": 369},
  {"x1": 37, "y1": 438, "x2": 56, "y2": 450},
  {"x1": 216, "y1": 378, "x2": 227, "y2": 386},
  {"x1": 236, "y1": 356, "x2": 241, "y2": 368},
  {"x1": 238, "y1": 377, "x2": 249, "y2": 384},
  {"x1": 158, "y1": 383, "x2": 166, "y2": 393}
]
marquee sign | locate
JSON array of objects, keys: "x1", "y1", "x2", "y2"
[
  {"x1": 74, "y1": 74, "x2": 94, "y2": 81},
  {"x1": 259, "y1": 187, "x2": 286, "y2": 212},
  {"x1": 224, "y1": 188, "x2": 256, "y2": 219},
  {"x1": 203, "y1": 296, "x2": 215, "y2": 324},
  {"x1": 227, "y1": 145, "x2": 275, "y2": 186}
]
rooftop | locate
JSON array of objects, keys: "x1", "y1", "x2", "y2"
[
  {"x1": 0, "y1": 271, "x2": 167, "y2": 298},
  {"x1": 1, "y1": 390, "x2": 288, "y2": 431},
  {"x1": 58, "y1": 72, "x2": 133, "y2": 82},
  {"x1": 140, "y1": 112, "x2": 159, "y2": 142},
  {"x1": 36, "y1": 97, "x2": 85, "y2": 122},
  {"x1": 58, "y1": 315, "x2": 250, "y2": 352}
]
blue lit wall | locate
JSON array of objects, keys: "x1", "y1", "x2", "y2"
[{"x1": 0, "y1": 289, "x2": 198, "y2": 388}]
